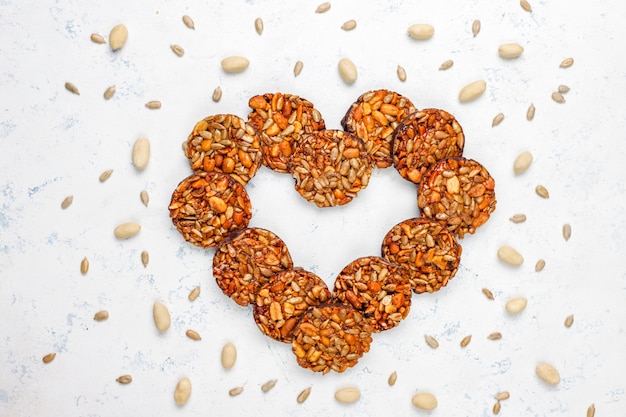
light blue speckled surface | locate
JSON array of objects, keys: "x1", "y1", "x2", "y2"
[{"x1": 1, "y1": 1, "x2": 625, "y2": 416}]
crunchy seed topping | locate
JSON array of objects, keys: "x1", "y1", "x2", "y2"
[
  {"x1": 182, "y1": 15, "x2": 195, "y2": 30},
  {"x1": 439, "y1": 59, "x2": 454, "y2": 70},
  {"x1": 103, "y1": 85, "x2": 116, "y2": 100},
  {"x1": 61, "y1": 195, "x2": 73, "y2": 209},
  {"x1": 65, "y1": 82, "x2": 80, "y2": 95},
  {"x1": 460, "y1": 334, "x2": 472, "y2": 347}
]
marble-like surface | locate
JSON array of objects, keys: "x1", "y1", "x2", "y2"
[{"x1": 1, "y1": 1, "x2": 625, "y2": 416}]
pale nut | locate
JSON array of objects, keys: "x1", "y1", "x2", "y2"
[
  {"x1": 513, "y1": 151, "x2": 533, "y2": 175},
  {"x1": 221, "y1": 342, "x2": 237, "y2": 369},
  {"x1": 334, "y1": 387, "x2": 361, "y2": 403},
  {"x1": 497, "y1": 245, "x2": 524, "y2": 266},
  {"x1": 153, "y1": 301, "x2": 171, "y2": 332},
  {"x1": 458, "y1": 80, "x2": 486, "y2": 102},
  {"x1": 113, "y1": 222, "x2": 141, "y2": 239},
  {"x1": 411, "y1": 392, "x2": 438, "y2": 410},
  {"x1": 174, "y1": 377, "x2": 192, "y2": 405},
  {"x1": 498, "y1": 43, "x2": 524, "y2": 59},
  {"x1": 109, "y1": 24, "x2": 128, "y2": 51},
  {"x1": 338, "y1": 58, "x2": 357, "y2": 84},
  {"x1": 536, "y1": 362, "x2": 560, "y2": 385},
  {"x1": 407, "y1": 23, "x2": 435, "y2": 40},
  {"x1": 221, "y1": 56, "x2": 250, "y2": 73},
  {"x1": 132, "y1": 137, "x2": 150, "y2": 171},
  {"x1": 505, "y1": 297, "x2": 528, "y2": 314}
]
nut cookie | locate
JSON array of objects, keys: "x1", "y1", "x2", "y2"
[
  {"x1": 213, "y1": 227, "x2": 294, "y2": 307},
  {"x1": 331, "y1": 256, "x2": 412, "y2": 332},
  {"x1": 381, "y1": 217, "x2": 462, "y2": 293},
  {"x1": 392, "y1": 108, "x2": 465, "y2": 184},
  {"x1": 169, "y1": 171, "x2": 252, "y2": 248},
  {"x1": 291, "y1": 303, "x2": 374, "y2": 374},
  {"x1": 247, "y1": 93, "x2": 326, "y2": 173},
  {"x1": 184, "y1": 113, "x2": 262, "y2": 185},
  {"x1": 418, "y1": 157, "x2": 497, "y2": 238},
  {"x1": 253, "y1": 269, "x2": 331, "y2": 343},
  {"x1": 289, "y1": 129, "x2": 371, "y2": 207},
  {"x1": 341, "y1": 89, "x2": 417, "y2": 168}
]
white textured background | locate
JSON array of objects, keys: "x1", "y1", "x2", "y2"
[{"x1": 1, "y1": 0, "x2": 625, "y2": 416}]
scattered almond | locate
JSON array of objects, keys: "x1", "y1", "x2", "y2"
[
  {"x1": 411, "y1": 392, "x2": 438, "y2": 410},
  {"x1": 407, "y1": 23, "x2": 435, "y2": 40},
  {"x1": 536, "y1": 362, "x2": 560, "y2": 385},
  {"x1": 109, "y1": 24, "x2": 128, "y2": 51},
  {"x1": 498, "y1": 43, "x2": 524, "y2": 59},
  {"x1": 153, "y1": 301, "x2": 171, "y2": 332},
  {"x1": 174, "y1": 377, "x2": 192, "y2": 405},
  {"x1": 338, "y1": 58, "x2": 357, "y2": 84},
  {"x1": 221, "y1": 56, "x2": 250, "y2": 73},
  {"x1": 132, "y1": 137, "x2": 151, "y2": 170},
  {"x1": 221, "y1": 342, "x2": 237, "y2": 369},
  {"x1": 505, "y1": 297, "x2": 528, "y2": 314},
  {"x1": 94, "y1": 310, "x2": 109, "y2": 321},
  {"x1": 497, "y1": 245, "x2": 524, "y2": 266},
  {"x1": 114, "y1": 222, "x2": 141, "y2": 239},
  {"x1": 458, "y1": 80, "x2": 486, "y2": 102},
  {"x1": 334, "y1": 387, "x2": 361, "y2": 403}
]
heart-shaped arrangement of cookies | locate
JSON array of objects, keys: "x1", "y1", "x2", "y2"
[{"x1": 168, "y1": 89, "x2": 497, "y2": 374}]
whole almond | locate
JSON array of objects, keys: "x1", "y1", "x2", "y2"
[
  {"x1": 94, "y1": 310, "x2": 109, "y2": 321},
  {"x1": 498, "y1": 43, "x2": 524, "y2": 59},
  {"x1": 221, "y1": 342, "x2": 237, "y2": 369},
  {"x1": 338, "y1": 58, "x2": 357, "y2": 84},
  {"x1": 412, "y1": 392, "x2": 438, "y2": 410},
  {"x1": 513, "y1": 151, "x2": 533, "y2": 174},
  {"x1": 109, "y1": 24, "x2": 128, "y2": 51},
  {"x1": 174, "y1": 377, "x2": 192, "y2": 405},
  {"x1": 132, "y1": 137, "x2": 150, "y2": 170},
  {"x1": 505, "y1": 297, "x2": 528, "y2": 314},
  {"x1": 536, "y1": 362, "x2": 560, "y2": 385},
  {"x1": 221, "y1": 56, "x2": 250, "y2": 73},
  {"x1": 497, "y1": 246, "x2": 524, "y2": 266},
  {"x1": 407, "y1": 23, "x2": 434, "y2": 40},
  {"x1": 458, "y1": 80, "x2": 486, "y2": 102},
  {"x1": 113, "y1": 222, "x2": 141, "y2": 239},
  {"x1": 334, "y1": 387, "x2": 361, "y2": 403},
  {"x1": 153, "y1": 301, "x2": 171, "y2": 332}
]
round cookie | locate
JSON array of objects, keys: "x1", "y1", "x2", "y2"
[
  {"x1": 291, "y1": 303, "x2": 373, "y2": 374},
  {"x1": 289, "y1": 129, "x2": 371, "y2": 208},
  {"x1": 184, "y1": 113, "x2": 262, "y2": 186},
  {"x1": 253, "y1": 269, "x2": 331, "y2": 343},
  {"x1": 381, "y1": 217, "x2": 462, "y2": 293},
  {"x1": 169, "y1": 171, "x2": 252, "y2": 248},
  {"x1": 392, "y1": 108, "x2": 465, "y2": 184},
  {"x1": 213, "y1": 227, "x2": 294, "y2": 307},
  {"x1": 418, "y1": 157, "x2": 497, "y2": 238},
  {"x1": 331, "y1": 256, "x2": 412, "y2": 332},
  {"x1": 341, "y1": 89, "x2": 417, "y2": 168},
  {"x1": 247, "y1": 93, "x2": 326, "y2": 173}
]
